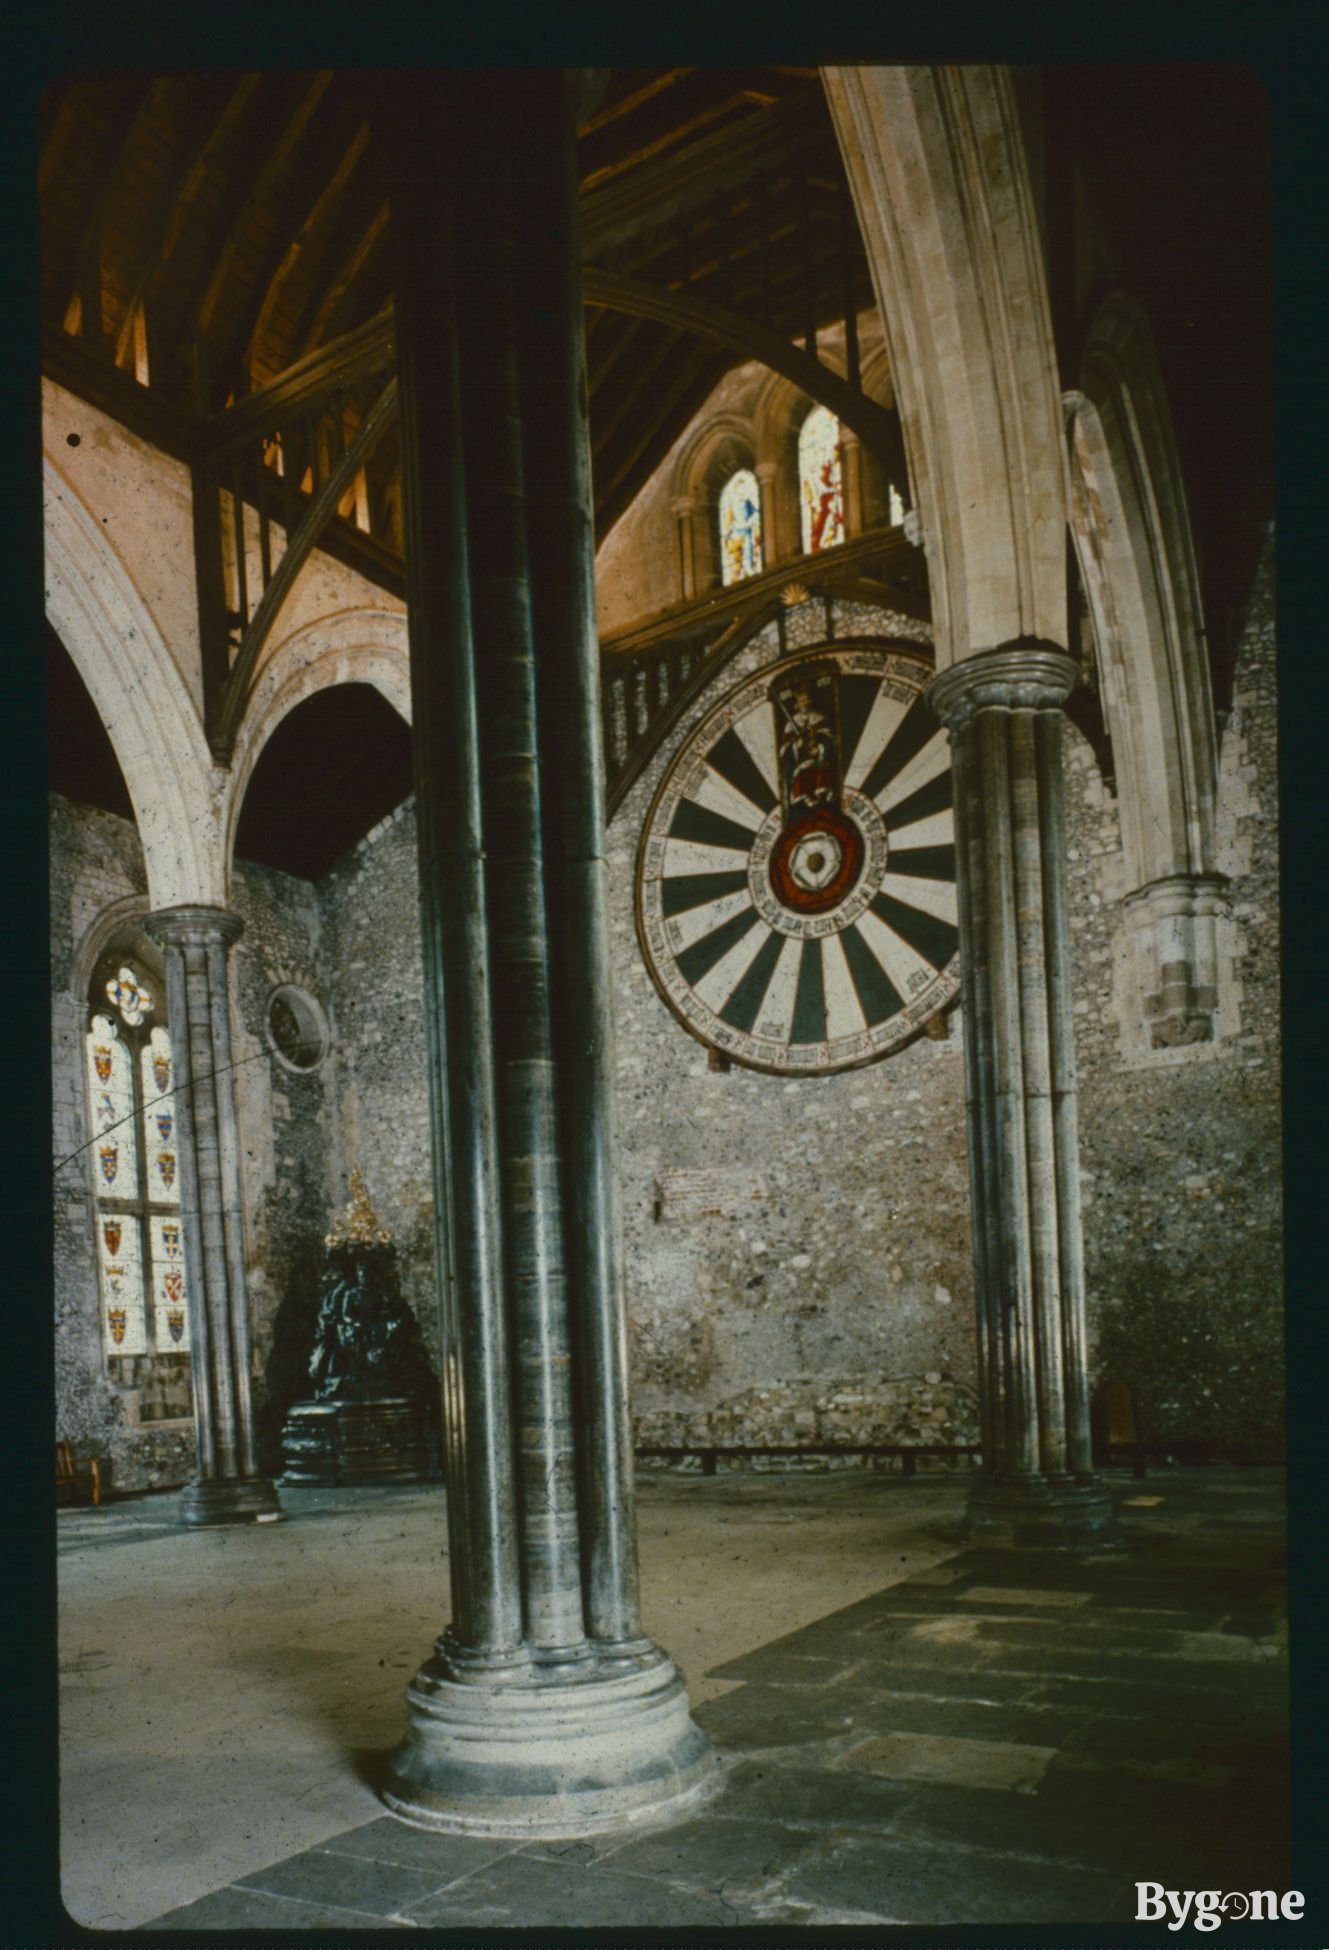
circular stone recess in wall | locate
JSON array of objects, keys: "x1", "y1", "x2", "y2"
[
  {"x1": 265, "y1": 985, "x2": 329, "y2": 1073},
  {"x1": 635, "y1": 642, "x2": 960, "y2": 1076}
]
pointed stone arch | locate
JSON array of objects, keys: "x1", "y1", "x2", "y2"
[
  {"x1": 822, "y1": 64, "x2": 1068, "y2": 667},
  {"x1": 1066, "y1": 293, "x2": 1225, "y2": 1049},
  {"x1": 668, "y1": 412, "x2": 759, "y2": 598},
  {"x1": 44, "y1": 454, "x2": 227, "y2": 908},
  {"x1": 223, "y1": 606, "x2": 411, "y2": 872},
  {"x1": 1068, "y1": 292, "x2": 1218, "y2": 886}
]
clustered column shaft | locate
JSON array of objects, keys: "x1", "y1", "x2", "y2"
[
  {"x1": 379, "y1": 69, "x2": 710, "y2": 1834},
  {"x1": 145, "y1": 905, "x2": 280, "y2": 1526},
  {"x1": 929, "y1": 647, "x2": 1112, "y2": 1545}
]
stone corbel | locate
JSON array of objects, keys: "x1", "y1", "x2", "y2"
[{"x1": 1122, "y1": 872, "x2": 1229, "y2": 1048}]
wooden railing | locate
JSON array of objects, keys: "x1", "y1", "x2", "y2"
[{"x1": 599, "y1": 524, "x2": 930, "y2": 816}]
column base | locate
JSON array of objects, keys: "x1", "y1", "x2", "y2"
[
  {"x1": 962, "y1": 1475, "x2": 1118, "y2": 1548},
  {"x1": 382, "y1": 1644, "x2": 715, "y2": 1838},
  {"x1": 178, "y1": 1476, "x2": 283, "y2": 1527}
]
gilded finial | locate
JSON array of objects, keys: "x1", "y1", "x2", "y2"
[{"x1": 325, "y1": 1168, "x2": 392, "y2": 1249}]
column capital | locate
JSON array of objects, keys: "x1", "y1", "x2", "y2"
[
  {"x1": 145, "y1": 904, "x2": 245, "y2": 951},
  {"x1": 669, "y1": 494, "x2": 696, "y2": 518},
  {"x1": 1121, "y1": 871, "x2": 1230, "y2": 921},
  {"x1": 927, "y1": 641, "x2": 1077, "y2": 729}
]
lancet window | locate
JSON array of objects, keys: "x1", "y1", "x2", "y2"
[
  {"x1": 798, "y1": 406, "x2": 845, "y2": 554},
  {"x1": 718, "y1": 468, "x2": 764, "y2": 585},
  {"x1": 84, "y1": 946, "x2": 190, "y2": 1362}
]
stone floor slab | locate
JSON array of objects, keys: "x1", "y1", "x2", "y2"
[
  {"x1": 778, "y1": 1831, "x2": 1129, "y2": 1925},
  {"x1": 318, "y1": 1814, "x2": 524, "y2": 1876},
  {"x1": 399, "y1": 1853, "x2": 744, "y2": 1928},
  {"x1": 960, "y1": 1585, "x2": 1092, "y2": 1608},
  {"x1": 62, "y1": 1467, "x2": 1290, "y2": 1934},
  {"x1": 142, "y1": 1883, "x2": 412, "y2": 1930},
  {"x1": 714, "y1": 1758, "x2": 915, "y2": 1830},
  {"x1": 598, "y1": 1811, "x2": 813, "y2": 1897},
  {"x1": 842, "y1": 1729, "x2": 1057, "y2": 1791},
  {"x1": 236, "y1": 1843, "x2": 455, "y2": 1916}
]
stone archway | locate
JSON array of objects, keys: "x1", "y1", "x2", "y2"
[
  {"x1": 822, "y1": 65, "x2": 1067, "y2": 668},
  {"x1": 44, "y1": 455, "x2": 227, "y2": 908},
  {"x1": 223, "y1": 605, "x2": 411, "y2": 874},
  {"x1": 1066, "y1": 292, "x2": 1225, "y2": 1048}
]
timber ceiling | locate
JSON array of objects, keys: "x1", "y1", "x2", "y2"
[{"x1": 39, "y1": 68, "x2": 870, "y2": 553}]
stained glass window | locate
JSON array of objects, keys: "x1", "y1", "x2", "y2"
[
  {"x1": 718, "y1": 469, "x2": 763, "y2": 586},
  {"x1": 85, "y1": 950, "x2": 191, "y2": 1365},
  {"x1": 798, "y1": 407, "x2": 845, "y2": 555}
]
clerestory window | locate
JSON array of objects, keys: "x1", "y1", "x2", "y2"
[
  {"x1": 718, "y1": 468, "x2": 764, "y2": 586},
  {"x1": 798, "y1": 405, "x2": 845, "y2": 554}
]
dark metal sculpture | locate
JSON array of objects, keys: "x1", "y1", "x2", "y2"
[{"x1": 280, "y1": 1172, "x2": 440, "y2": 1486}]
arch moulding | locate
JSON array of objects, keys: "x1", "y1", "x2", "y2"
[
  {"x1": 1065, "y1": 293, "x2": 1226, "y2": 1053},
  {"x1": 44, "y1": 455, "x2": 227, "y2": 909},
  {"x1": 821, "y1": 64, "x2": 1068, "y2": 668},
  {"x1": 223, "y1": 607, "x2": 411, "y2": 872}
]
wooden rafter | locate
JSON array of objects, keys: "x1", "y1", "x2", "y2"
[
  {"x1": 194, "y1": 72, "x2": 334, "y2": 350},
  {"x1": 580, "y1": 93, "x2": 826, "y2": 258},
  {"x1": 58, "y1": 76, "x2": 162, "y2": 345},
  {"x1": 577, "y1": 68, "x2": 694, "y2": 137},
  {"x1": 115, "y1": 74, "x2": 265, "y2": 378},
  {"x1": 234, "y1": 121, "x2": 371, "y2": 391},
  {"x1": 581, "y1": 267, "x2": 900, "y2": 463},
  {"x1": 601, "y1": 525, "x2": 927, "y2": 658},
  {"x1": 297, "y1": 199, "x2": 389, "y2": 356},
  {"x1": 595, "y1": 350, "x2": 730, "y2": 540},
  {"x1": 581, "y1": 95, "x2": 762, "y2": 194},
  {"x1": 110, "y1": 76, "x2": 260, "y2": 369},
  {"x1": 592, "y1": 327, "x2": 690, "y2": 457},
  {"x1": 209, "y1": 375, "x2": 399, "y2": 762}
]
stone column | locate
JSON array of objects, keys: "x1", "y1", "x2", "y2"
[
  {"x1": 838, "y1": 426, "x2": 864, "y2": 539},
  {"x1": 380, "y1": 69, "x2": 712, "y2": 1837},
  {"x1": 144, "y1": 905, "x2": 280, "y2": 1526},
  {"x1": 927, "y1": 647, "x2": 1114, "y2": 1546},
  {"x1": 671, "y1": 494, "x2": 698, "y2": 600},
  {"x1": 755, "y1": 459, "x2": 783, "y2": 568}
]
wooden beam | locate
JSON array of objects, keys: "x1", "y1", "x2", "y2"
[
  {"x1": 58, "y1": 75, "x2": 163, "y2": 348},
  {"x1": 297, "y1": 199, "x2": 389, "y2": 355},
  {"x1": 42, "y1": 324, "x2": 199, "y2": 463},
  {"x1": 577, "y1": 68, "x2": 694, "y2": 137},
  {"x1": 111, "y1": 75, "x2": 261, "y2": 370},
  {"x1": 194, "y1": 72, "x2": 334, "y2": 370},
  {"x1": 601, "y1": 523, "x2": 929, "y2": 657},
  {"x1": 580, "y1": 93, "x2": 831, "y2": 258},
  {"x1": 205, "y1": 307, "x2": 393, "y2": 458},
  {"x1": 585, "y1": 313, "x2": 656, "y2": 413},
  {"x1": 581, "y1": 266, "x2": 900, "y2": 464},
  {"x1": 591, "y1": 326, "x2": 688, "y2": 457},
  {"x1": 595, "y1": 350, "x2": 730, "y2": 541},
  {"x1": 38, "y1": 87, "x2": 83, "y2": 197},
  {"x1": 581, "y1": 94, "x2": 758, "y2": 194},
  {"x1": 118, "y1": 75, "x2": 265, "y2": 387},
  {"x1": 210, "y1": 375, "x2": 399, "y2": 762},
  {"x1": 233, "y1": 120, "x2": 371, "y2": 391}
]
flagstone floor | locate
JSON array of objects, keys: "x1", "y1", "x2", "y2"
[{"x1": 56, "y1": 1466, "x2": 1292, "y2": 1932}]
